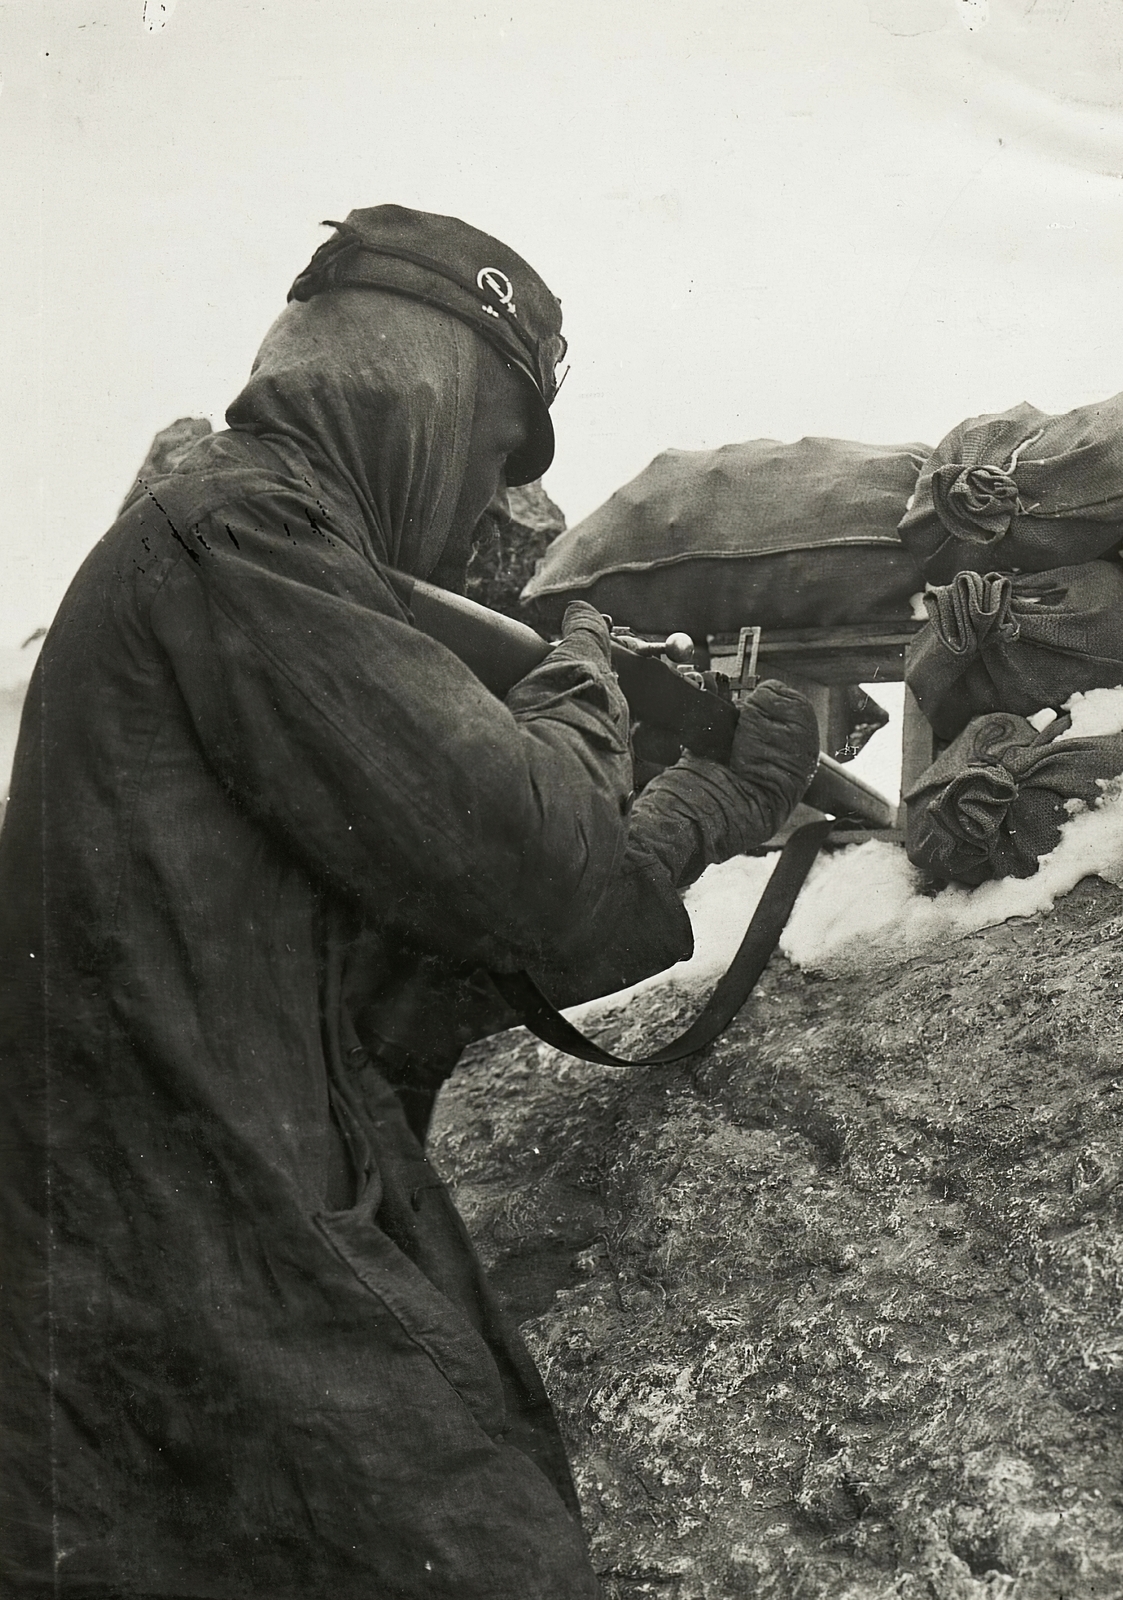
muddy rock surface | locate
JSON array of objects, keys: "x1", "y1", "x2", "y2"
[
  {"x1": 465, "y1": 479, "x2": 566, "y2": 618},
  {"x1": 123, "y1": 415, "x2": 214, "y2": 506},
  {"x1": 431, "y1": 875, "x2": 1123, "y2": 1598}
]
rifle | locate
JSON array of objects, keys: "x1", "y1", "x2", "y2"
[
  {"x1": 374, "y1": 573, "x2": 894, "y2": 1078},
  {"x1": 390, "y1": 573, "x2": 895, "y2": 830}
]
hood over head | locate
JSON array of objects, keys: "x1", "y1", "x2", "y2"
[{"x1": 226, "y1": 288, "x2": 517, "y2": 581}]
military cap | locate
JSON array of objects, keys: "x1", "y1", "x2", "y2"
[{"x1": 289, "y1": 204, "x2": 566, "y2": 485}]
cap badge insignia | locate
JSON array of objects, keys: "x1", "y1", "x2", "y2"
[{"x1": 477, "y1": 266, "x2": 518, "y2": 318}]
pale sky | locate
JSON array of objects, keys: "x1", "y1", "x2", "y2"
[{"x1": 3, "y1": 0, "x2": 1123, "y2": 649}]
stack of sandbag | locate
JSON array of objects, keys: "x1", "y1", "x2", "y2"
[
  {"x1": 521, "y1": 436, "x2": 931, "y2": 636},
  {"x1": 902, "y1": 393, "x2": 1123, "y2": 885}
]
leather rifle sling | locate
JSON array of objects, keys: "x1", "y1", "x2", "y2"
[{"x1": 490, "y1": 817, "x2": 834, "y2": 1067}]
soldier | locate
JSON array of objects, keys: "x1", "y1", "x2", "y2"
[{"x1": 0, "y1": 205, "x2": 818, "y2": 1598}]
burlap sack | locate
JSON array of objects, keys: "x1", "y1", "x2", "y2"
[
  {"x1": 904, "y1": 710, "x2": 1123, "y2": 885},
  {"x1": 906, "y1": 560, "x2": 1123, "y2": 740},
  {"x1": 522, "y1": 436, "x2": 928, "y2": 635}
]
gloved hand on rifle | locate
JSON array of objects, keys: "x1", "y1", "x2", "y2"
[
  {"x1": 629, "y1": 679, "x2": 821, "y2": 889},
  {"x1": 505, "y1": 600, "x2": 632, "y2": 759}
]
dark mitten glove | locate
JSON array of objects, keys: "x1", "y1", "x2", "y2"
[
  {"x1": 729, "y1": 679, "x2": 821, "y2": 795},
  {"x1": 629, "y1": 679, "x2": 820, "y2": 888}
]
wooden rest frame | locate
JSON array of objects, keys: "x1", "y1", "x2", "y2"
[{"x1": 702, "y1": 620, "x2": 931, "y2": 840}]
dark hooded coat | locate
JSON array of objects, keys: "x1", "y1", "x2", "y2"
[{"x1": 0, "y1": 293, "x2": 699, "y2": 1599}]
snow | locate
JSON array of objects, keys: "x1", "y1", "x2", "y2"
[
  {"x1": 783, "y1": 784, "x2": 1123, "y2": 972},
  {"x1": 570, "y1": 777, "x2": 1123, "y2": 1019},
  {"x1": 1056, "y1": 684, "x2": 1123, "y2": 742},
  {"x1": 651, "y1": 684, "x2": 1123, "y2": 990}
]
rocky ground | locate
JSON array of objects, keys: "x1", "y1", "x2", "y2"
[
  {"x1": 464, "y1": 477, "x2": 566, "y2": 617},
  {"x1": 431, "y1": 871, "x2": 1123, "y2": 1598}
]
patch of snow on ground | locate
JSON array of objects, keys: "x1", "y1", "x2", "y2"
[
  {"x1": 569, "y1": 782, "x2": 1123, "y2": 1020},
  {"x1": 784, "y1": 783, "x2": 1123, "y2": 971},
  {"x1": 1057, "y1": 683, "x2": 1123, "y2": 741}
]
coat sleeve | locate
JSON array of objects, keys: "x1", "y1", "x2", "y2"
[{"x1": 143, "y1": 491, "x2": 691, "y2": 977}]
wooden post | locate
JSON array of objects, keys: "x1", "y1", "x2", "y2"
[
  {"x1": 823, "y1": 686, "x2": 855, "y2": 764},
  {"x1": 782, "y1": 675, "x2": 833, "y2": 751}
]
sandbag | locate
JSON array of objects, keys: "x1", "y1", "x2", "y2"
[
  {"x1": 521, "y1": 437, "x2": 929, "y2": 635},
  {"x1": 904, "y1": 710, "x2": 1123, "y2": 886},
  {"x1": 898, "y1": 393, "x2": 1123, "y2": 583},
  {"x1": 906, "y1": 560, "x2": 1123, "y2": 741}
]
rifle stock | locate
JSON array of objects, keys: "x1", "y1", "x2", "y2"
[{"x1": 394, "y1": 574, "x2": 895, "y2": 831}]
